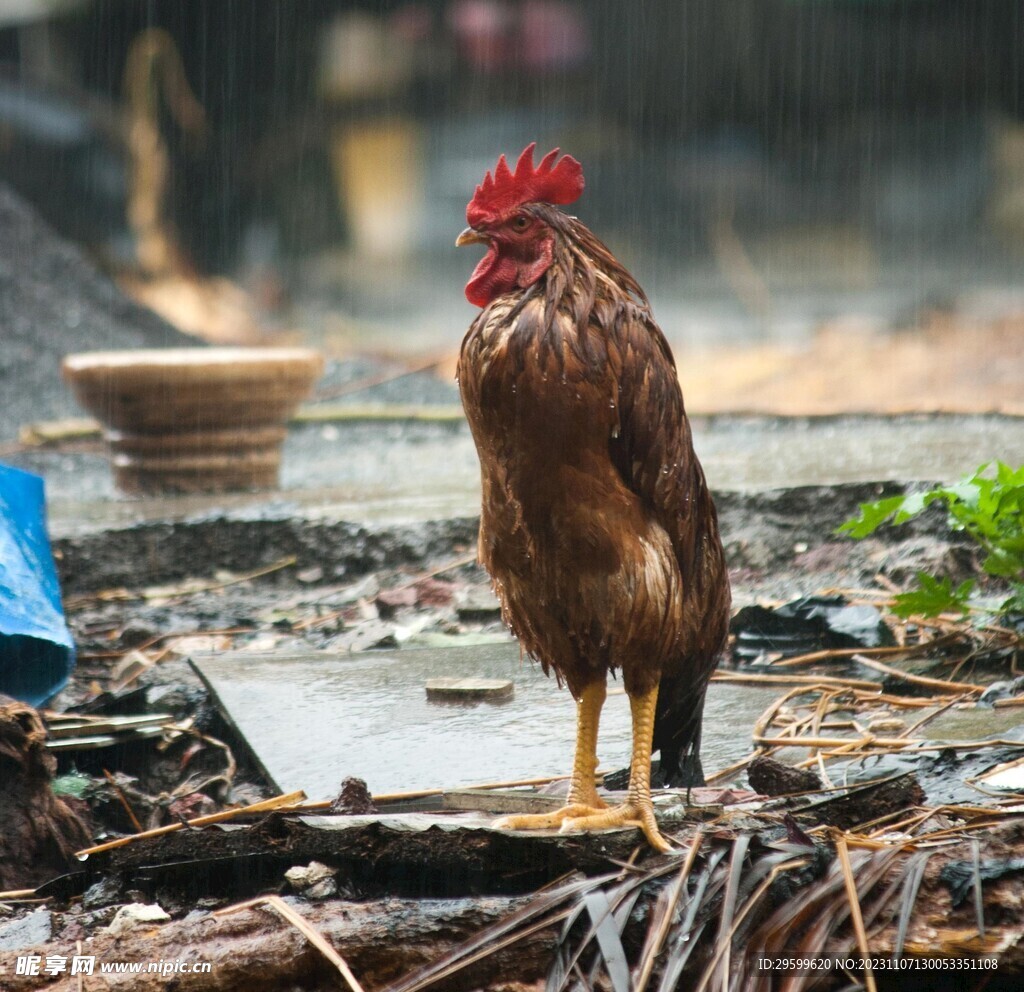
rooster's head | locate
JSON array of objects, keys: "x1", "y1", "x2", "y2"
[{"x1": 457, "y1": 143, "x2": 584, "y2": 308}]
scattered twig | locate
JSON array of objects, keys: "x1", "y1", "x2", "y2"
[
  {"x1": 711, "y1": 671, "x2": 882, "y2": 691},
  {"x1": 65, "y1": 558, "x2": 297, "y2": 613},
  {"x1": 76, "y1": 789, "x2": 305, "y2": 857},
  {"x1": 292, "y1": 550, "x2": 479, "y2": 631},
  {"x1": 141, "y1": 556, "x2": 298, "y2": 601},
  {"x1": 0, "y1": 888, "x2": 42, "y2": 901},
  {"x1": 294, "y1": 403, "x2": 465, "y2": 424},
  {"x1": 904, "y1": 694, "x2": 967, "y2": 736},
  {"x1": 634, "y1": 829, "x2": 704, "y2": 992},
  {"x1": 217, "y1": 895, "x2": 365, "y2": 992},
  {"x1": 102, "y1": 769, "x2": 144, "y2": 832},
  {"x1": 769, "y1": 633, "x2": 964, "y2": 669},
  {"x1": 77, "y1": 626, "x2": 253, "y2": 661},
  {"x1": 287, "y1": 773, "x2": 578, "y2": 812},
  {"x1": 850, "y1": 654, "x2": 981, "y2": 695},
  {"x1": 311, "y1": 352, "x2": 453, "y2": 403},
  {"x1": 834, "y1": 834, "x2": 878, "y2": 992}
]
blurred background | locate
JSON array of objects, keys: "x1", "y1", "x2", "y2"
[{"x1": 1, "y1": 0, "x2": 1022, "y2": 414}]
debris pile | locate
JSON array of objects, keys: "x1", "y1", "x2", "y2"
[{"x1": 0, "y1": 494, "x2": 1022, "y2": 989}]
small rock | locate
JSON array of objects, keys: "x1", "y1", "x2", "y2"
[
  {"x1": 425, "y1": 677, "x2": 514, "y2": 702},
  {"x1": 285, "y1": 861, "x2": 338, "y2": 900},
  {"x1": 456, "y1": 586, "x2": 502, "y2": 622},
  {"x1": 105, "y1": 903, "x2": 170, "y2": 936},
  {"x1": 748, "y1": 755, "x2": 822, "y2": 797},
  {"x1": 0, "y1": 910, "x2": 52, "y2": 951},
  {"x1": 375, "y1": 586, "x2": 418, "y2": 617},
  {"x1": 866, "y1": 716, "x2": 907, "y2": 733},
  {"x1": 330, "y1": 777, "x2": 377, "y2": 815},
  {"x1": 305, "y1": 878, "x2": 338, "y2": 900},
  {"x1": 77, "y1": 906, "x2": 120, "y2": 930},
  {"x1": 331, "y1": 620, "x2": 399, "y2": 652},
  {"x1": 297, "y1": 566, "x2": 324, "y2": 584},
  {"x1": 83, "y1": 875, "x2": 124, "y2": 910}
]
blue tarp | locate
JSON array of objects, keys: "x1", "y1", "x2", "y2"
[{"x1": 0, "y1": 463, "x2": 75, "y2": 705}]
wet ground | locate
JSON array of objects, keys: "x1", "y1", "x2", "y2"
[
  {"x1": 13, "y1": 413, "x2": 1024, "y2": 538},
  {"x1": 193, "y1": 642, "x2": 781, "y2": 799}
]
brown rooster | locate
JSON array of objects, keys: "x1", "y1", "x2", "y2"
[{"x1": 456, "y1": 144, "x2": 730, "y2": 852}]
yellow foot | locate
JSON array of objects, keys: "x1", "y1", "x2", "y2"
[
  {"x1": 562, "y1": 802, "x2": 674, "y2": 854},
  {"x1": 492, "y1": 802, "x2": 607, "y2": 833}
]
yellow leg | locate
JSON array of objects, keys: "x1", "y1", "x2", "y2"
[
  {"x1": 493, "y1": 681, "x2": 608, "y2": 832},
  {"x1": 559, "y1": 685, "x2": 673, "y2": 853}
]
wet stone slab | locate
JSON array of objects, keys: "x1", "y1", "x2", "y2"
[{"x1": 190, "y1": 642, "x2": 779, "y2": 799}]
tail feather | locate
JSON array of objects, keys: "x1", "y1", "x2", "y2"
[{"x1": 652, "y1": 674, "x2": 708, "y2": 788}]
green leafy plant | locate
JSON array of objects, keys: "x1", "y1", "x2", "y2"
[{"x1": 839, "y1": 462, "x2": 1024, "y2": 619}]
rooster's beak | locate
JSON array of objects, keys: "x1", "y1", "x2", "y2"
[{"x1": 456, "y1": 227, "x2": 488, "y2": 247}]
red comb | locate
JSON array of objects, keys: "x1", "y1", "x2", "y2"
[{"x1": 467, "y1": 142, "x2": 584, "y2": 226}]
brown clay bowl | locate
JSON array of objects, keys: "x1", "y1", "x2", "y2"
[{"x1": 62, "y1": 347, "x2": 324, "y2": 494}]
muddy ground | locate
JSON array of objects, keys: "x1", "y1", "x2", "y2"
[{"x1": 1, "y1": 499, "x2": 1021, "y2": 990}]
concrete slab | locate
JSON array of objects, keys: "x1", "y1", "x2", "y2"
[{"x1": 191, "y1": 642, "x2": 779, "y2": 800}]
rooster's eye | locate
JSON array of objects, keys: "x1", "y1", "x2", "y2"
[{"x1": 511, "y1": 215, "x2": 530, "y2": 231}]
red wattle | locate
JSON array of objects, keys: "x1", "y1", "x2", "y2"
[{"x1": 465, "y1": 246, "x2": 518, "y2": 308}]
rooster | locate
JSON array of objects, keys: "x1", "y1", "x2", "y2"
[{"x1": 456, "y1": 144, "x2": 730, "y2": 852}]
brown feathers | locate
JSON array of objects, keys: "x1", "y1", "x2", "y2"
[{"x1": 458, "y1": 205, "x2": 730, "y2": 784}]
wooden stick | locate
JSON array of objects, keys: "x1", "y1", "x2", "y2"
[
  {"x1": 769, "y1": 633, "x2": 963, "y2": 669},
  {"x1": 710, "y1": 671, "x2": 881, "y2": 691},
  {"x1": 76, "y1": 790, "x2": 306, "y2": 857},
  {"x1": 704, "y1": 751, "x2": 764, "y2": 785},
  {"x1": 76, "y1": 626, "x2": 253, "y2": 660},
  {"x1": 293, "y1": 403, "x2": 465, "y2": 424},
  {"x1": 310, "y1": 351, "x2": 453, "y2": 403},
  {"x1": 834, "y1": 834, "x2": 878, "y2": 992},
  {"x1": 142, "y1": 556, "x2": 298, "y2": 600},
  {"x1": 288, "y1": 774, "x2": 576, "y2": 812},
  {"x1": 755, "y1": 735, "x2": 1024, "y2": 753},
  {"x1": 850, "y1": 654, "x2": 981, "y2": 695},
  {"x1": 102, "y1": 769, "x2": 144, "y2": 832},
  {"x1": 753, "y1": 733, "x2": 908, "y2": 749},
  {"x1": 905, "y1": 695, "x2": 967, "y2": 736},
  {"x1": 217, "y1": 895, "x2": 365, "y2": 992},
  {"x1": 0, "y1": 888, "x2": 40, "y2": 901}
]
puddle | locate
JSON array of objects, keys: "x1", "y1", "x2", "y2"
[
  {"x1": 193, "y1": 642, "x2": 778, "y2": 799},
  {"x1": 918, "y1": 703, "x2": 1024, "y2": 743}
]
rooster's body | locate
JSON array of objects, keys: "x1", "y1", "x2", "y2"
[{"x1": 457, "y1": 146, "x2": 730, "y2": 851}]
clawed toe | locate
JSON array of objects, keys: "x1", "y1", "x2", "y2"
[
  {"x1": 492, "y1": 804, "x2": 607, "y2": 833},
  {"x1": 558, "y1": 803, "x2": 675, "y2": 854}
]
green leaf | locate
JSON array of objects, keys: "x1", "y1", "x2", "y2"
[
  {"x1": 890, "y1": 574, "x2": 974, "y2": 619},
  {"x1": 840, "y1": 462, "x2": 1024, "y2": 622},
  {"x1": 995, "y1": 461, "x2": 1024, "y2": 488},
  {"x1": 838, "y1": 495, "x2": 913, "y2": 538}
]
